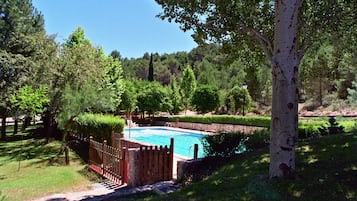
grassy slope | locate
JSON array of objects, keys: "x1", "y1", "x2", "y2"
[
  {"x1": 0, "y1": 126, "x2": 95, "y2": 201},
  {"x1": 141, "y1": 132, "x2": 357, "y2": 201}
]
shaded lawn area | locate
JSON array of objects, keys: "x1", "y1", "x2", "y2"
[
  {"x1": 0, "y1": 125, "x2": 97, "y2": 201},
  {"x1": 136, "y1": 132, "x2": 357, "y2": 201}
]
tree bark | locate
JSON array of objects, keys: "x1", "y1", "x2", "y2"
[
  {"x1": 44, "y1": 110, "x2": 57, "y2": 143},
  {"x1": 1, "y1": 109, "x2": 6, "y2": 141},
  {"x1": 269, "y1": 0, "x2": 301, "y2": 178},
  {"x1": 14, "y1": 119, "x2": 18, "y2": 135}
]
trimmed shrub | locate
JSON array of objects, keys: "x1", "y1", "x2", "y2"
[
  {"x1": 245, "y1": 130, "x2": 270, "y2": 150},
  {"x1": 191, "y1": 85, "x2": 220, "y2": 113},
  {"x1": 71, "y1": 113, "x2": 125, "y2": 143},
  {"x1": 201, "y1": 132, "x2": 245, "y2": 157},
  {"x1": 167, "y1": 115, "x2": 271, "y2": 127}
]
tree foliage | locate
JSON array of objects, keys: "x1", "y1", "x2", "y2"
[
  {"x1": 225, "y1": 86, "x2": 252, "y2": 115},
  {"x1": 191, "y1": 84, "x2": 220, "y2": 113},
  {"x1": 10, "y1": 85, "x2": 49, "y2": 114},
  {"x1": 136, "y1": 81, "x2": 171, "y2": 116},
  {"x1": 168, "y1": 77, "x2": 183, "y2": 114},
  {"x1": 180, "y1": 65, "x2": 196, "y2": 113},
  {"x1": 119, "y1": 80, "x2": 137, "y2": 113},
  {"x1": 52, "y1": 28, "x2": 124, "y2": 132},
  {"x1": 0, "y1": 0, "x2": 45, "y2": 140},
  {"x1": 347, "y1": 73, "x2": 357, "y2": 105}
]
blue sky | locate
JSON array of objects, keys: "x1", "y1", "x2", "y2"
[{"x1": 32, "y1": 0, "x2": 197, "y2": 59}]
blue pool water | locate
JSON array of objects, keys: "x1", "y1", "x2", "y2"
[{"x1": 123, "y1": 127, "x2": 205, "y2": 158}]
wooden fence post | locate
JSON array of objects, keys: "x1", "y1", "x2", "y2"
[
  {"x1": 102, "y1": 140, "x2": 107, "y2": 175},
  {"x1": 169, "y1": 138, "x2": 174, "y2": 179},
  {"x1": 65, "y1": 146, "x2": 70, "y2": 165},
  {"x1": 89, "y1": 136, "x2": 93, "y2": 165},
  {"x1": 121, "y1": 147, "x2": 128, "y2": 184},
  {"x1": 193, "y1": 144, "x2": 198, "y2": 160},
  {"x1": 111, "y1": 131, "x2": 115, "y2": 147}
]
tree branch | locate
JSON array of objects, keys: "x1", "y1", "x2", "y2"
[
  {"x1": 297, "y1": 38, "x2": 310, "y2": 61},
  {"x1": 238, "y1": 23, "x2": 274, "y2": 64}
]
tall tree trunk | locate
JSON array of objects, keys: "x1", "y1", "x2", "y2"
[
  {"x1": 44, "y1": 110, "x2": 57, "y2": 143},
  {"x1": 1, "y1": 109, "x2": 6, "y2": 141},
  {"x1": 269, "y1": 0, "x2": 301, "y2": 178},
  {"x1": 13, "y1": 119, "x2": 18, "y2": 135},
  {"x1": 319, "y1": 75, "x2": 323, "y2": 106}
]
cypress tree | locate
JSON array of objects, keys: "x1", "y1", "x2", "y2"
[{"x1": 148, "y1": 53, "x2": 154, "y2": 81}]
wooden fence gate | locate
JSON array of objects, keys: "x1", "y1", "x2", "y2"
[
  {"x1": 88, "y1": 136, "x2": 127, "y2": 185},
  {"x1": 137, "y1": 138, "x2": 173, "y2": 185}
]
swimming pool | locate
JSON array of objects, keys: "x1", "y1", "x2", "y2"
[{"x1": 123, "y1": 127, "x2": 206, "y2": 158}]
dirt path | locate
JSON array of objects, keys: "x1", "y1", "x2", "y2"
[{"x1": 31, "y1": 180, "x2": 179, "y2": 201}]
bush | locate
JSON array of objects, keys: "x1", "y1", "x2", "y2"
[
  {"x1": 71, "y1": 113, "x2": 125, "y2": 143},
  {"x1": 245, "y1": 130, "x2": 270, "y2": 150},
  {"x1": 298, "y1": 125, "x2": 320, "y2": 139},
  {"x1": 201, "y1": 132, "x2": 245, "y2": 157},
  {"x1": 318, "y1": 116, "x2": 344, "y2": 135}
]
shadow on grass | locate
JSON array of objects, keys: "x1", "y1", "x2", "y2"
[
  {"x1": 0, "y1": 125, "x2": 65, "y2": 168},
  {"x1": 3, "y1": 125, "x2": 43, "y2": 142},
  {"x1": 0, "y1": 137, "x2": 60, "y2": 165},
  {"x1": 281, "y1": 133, "x2": 357, "y2": 200}
]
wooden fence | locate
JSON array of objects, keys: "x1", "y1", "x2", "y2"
[
  {"x1": 88, "y1": 137, "x2": 127, "y2": 185},
  {"x1": 137, "y1": 138, "x2": 174, "y2": 185},
  {"x1": 88, "y1": 135, "x2": 174, "y2": 186}
]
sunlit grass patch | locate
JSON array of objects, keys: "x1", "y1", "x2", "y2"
[{"x1": 0, "y1": 126, "x2": 96, "y2": 201}]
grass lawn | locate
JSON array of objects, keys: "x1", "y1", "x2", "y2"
[
  {"x1": 0, "y1": 125, "x2": 97, "y2": 201},
  {"x1": 136, "y1": 131, "x2": 357, "y2": 201}
]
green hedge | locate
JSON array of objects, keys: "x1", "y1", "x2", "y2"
[
  {"x1": 167, "y1": 115, "x2": 271, "y2": 127},
  {"x1": 71, "y1": 113, "x2": 125, "y2": 143},
  {"x1": 168, "y1": 115, "x2": 356, "y2": 139}
]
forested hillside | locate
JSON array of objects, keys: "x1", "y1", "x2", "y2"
[{"x1": 119, "y1": 40, "x2": 357, "y2": 113}]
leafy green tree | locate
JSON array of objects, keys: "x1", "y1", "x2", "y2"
[
  {"x1": 336, "y1": 50, "x2": 357, "y2": 99},
  {"x1": 180, "y1": 65, "x2": 196, "y2": 114},
  {"x1": 301, "y1": 43, "x2": 336, "y2": 105},
  {"x1": 156, "y1": 0, "x2": 355, "y2": 178},
  {"x1": 45, "y1": 28, "x2": 124, "y2": 140},
  {"x1": 191, "y1": 85, "x2": 220, "y2": 114},
  {"x1": 136, "y1": 81, "x2": 171, "y2": 117},
  {"x1": 119, "y1": 80, "x2": 137, "y2": 117},
  {"x1": 196, "y1": 59, "x2": 219, "y2": 88},
  {"x1": 225, "y1": 86, "x2": 252, "y2": 115},
  {"x1": 347, "y1": 74, "x2": 357, "y2": 105},
  {"x1": 10, "y1": 85, "x2": 49, "y2": 132},
  {"x1": 168, "y1": 77, "x2": 183, "y2": 114},
  {"x1": 0, "y1": 0, "x2": 45, "y2": 141},
  {"x1": 96, "y1": 48, "x2": 124, "y2": 112}
]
